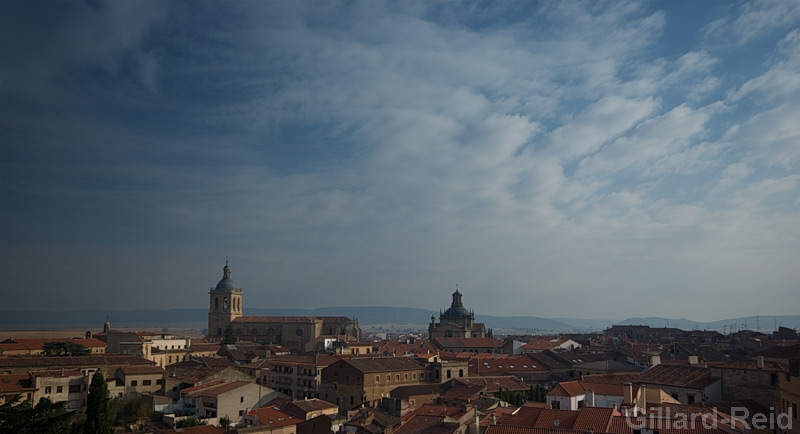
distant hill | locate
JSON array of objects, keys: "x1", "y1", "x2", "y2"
[
  {"x1": 616, "y1": 315, "x2": 800, "y2": 332},
  {"x1": 0, "y1": 308, "x2": 796, "y2": 334}
]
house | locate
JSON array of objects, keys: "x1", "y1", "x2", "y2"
[
  {"x1": 779, "y1": 359, "x2": 800, "y2": 434},
  {"x1": 432, "y1": 337, "x2": 509, "y2": 355},
  {"x1": 0, "y1": 337, "x2": 106, "y2": 355},
  {"x1": 180, "y1": 380, "x2": 279, "y2": 423},
  {"x1": 163, "y1": 358, "x2": 255, "y2": 401},
  {"x1": 636, "y1": 364, "x2": 722, "y2": 404},
  {"x1": 712, "y1": 356, "x2": 788, "y2": 408},
  {"x1": 520, "y1": 338, "x2": 581, "y2": 353},
  {"x1": 319, "y1": 356, "x2": 428, "y2": 411},
  {"x1": 392, "y1": 403, "x2": 476, "y2": 434},
  {"x1": 112, "y1": 366, "x2": 165, "y2": 398},
  {"x1": 0, "y1": 369, "x2": 92, "y2": 410},
  {"x1": 261, "y1": 354, "x2": 342, "y2": 399},
  {"x1": 0, "y1": 354, "x2": 155, "y2": 377},
  {"x1": 546, "y1": 379, "x2": 679, "y2": 411}
]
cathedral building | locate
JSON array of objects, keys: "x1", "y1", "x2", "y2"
[
  {"x1": 428, "y1": 289, "x2": 486, "y2": 339},
  {"x1": 207, "y1": 261, "x2": 360, "y2": 352}
]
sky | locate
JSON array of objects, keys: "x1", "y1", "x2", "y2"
[{"x1": 1, "y1": 1, "x2": 799, "y2": 321}]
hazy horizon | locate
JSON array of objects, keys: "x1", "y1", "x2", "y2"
[{"x1": 2, "y1": 1, "x2": 799, "y2": 319}]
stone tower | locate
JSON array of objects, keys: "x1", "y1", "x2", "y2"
[{"x1": 208, "y1": 259, "x2": 243, "y2": 336}]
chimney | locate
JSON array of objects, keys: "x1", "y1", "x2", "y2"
[
  {"x1": 688, "y1": 355, "x2": 699, "y2": 365},
  {"x1": 757, "y1": 356, "x2": 765, "y2": 370},
  {"x1": 650, "y1": 355, "x2": 661, "y2": 367},
  {"x1": 623, "y1": 382, "x2": 633, "y2": 405}
]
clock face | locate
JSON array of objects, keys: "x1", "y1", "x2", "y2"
[{"x1": 296, "y1": 328, "x2": 304, "y2": 336}]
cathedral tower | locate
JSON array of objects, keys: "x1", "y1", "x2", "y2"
[{"x1": 208, "y1": 259, "x2": 243, "y2": 336}]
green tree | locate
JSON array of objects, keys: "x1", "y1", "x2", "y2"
[
  {"x1": 176, "y1": 418, "x2": 208, "y2": 428},
  {"x1": 223, "y1": 325, "x2": 237, "y2": 345},
  {"x1": 0, "y1": 395, "x2": 77, "y2": 434},
  {"x1": 219, "y1": 416, "x2": 231, "y2": 429},
  {"x1": 84, "y1": 371, "x2": 113, "y2": 434},
  {"x1": 42, "y1": 342, "x2": 91, "y2": 356},
  {"x1": 487, "y1": 328, "x2": 493, "y2": 338}
]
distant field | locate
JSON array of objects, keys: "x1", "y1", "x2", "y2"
[{"x1": 0, "y1": 327, "x2": 207, "y2": 341}]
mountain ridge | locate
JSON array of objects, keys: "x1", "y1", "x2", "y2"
[{"x1": 0, "y1": 308, "x2": 797, "y2": 333}]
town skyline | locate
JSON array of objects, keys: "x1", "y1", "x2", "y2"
[{"x1": 2, "y1": 1, "x2": 799, "y2": 319}]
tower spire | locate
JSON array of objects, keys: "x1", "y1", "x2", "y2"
[{"x1": 223, "y1": 258, "x2": 231, "y2": 279}]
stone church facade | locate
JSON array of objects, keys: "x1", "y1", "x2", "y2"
[
  {"x1": 207, "y1": 261, "x2": 360, "y2": 352},
  {"x1": 428, "y1": 289, "x2": 486, "y2": 339}
]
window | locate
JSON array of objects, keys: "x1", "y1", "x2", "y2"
[
  {"x1": 375, "y1": 375, "x2": 380, "y2": 383},
  {"x1": 156, "y1": 379, "x2": 162, "y2": 385},
  {"x1": 241, "y1": 396, "x2": 244, "y2": 403},
  {"x1": 239, "y1": 410, "x2": 244, "y2": 416},
  {"x1": 404, "y1": 373, "x2": 408, "y2": 381},
  {"x1": 350, "y1": 396, "x2": 354, "y2": 405},
  {"x1": 387, "y1": 375, "x2": 391, "y2": 382},
  {"x1": 687, "y1": 394, "x2": 695, "y2": 404},
  {"x1": 56, "y1": 386, "x2": 63, "y2": 393},
  {"x1": 131, "y1": 380, "x2": 138, "y2": 386},
  {"x1": 771, "y1": 373, "x2": 779, "y2": 386},
  {"x1": 412, "y1": 373, "x2": 416, "y2": 380},
  {"x1": 396, "y1": 374, "x2": 400, "y2": 381},
  {"x1": 45, "y1": 386, "x2": 51, "y2": 394},
  {"x1": 446, "y1": 370, "x2": 451, "y2": 379},
  {"x1": 143, "y1": 380, "x2": 151, "y2": 386}
]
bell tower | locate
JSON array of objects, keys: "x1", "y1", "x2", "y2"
[{"x1": 207, "y1": 259, "x2": 243, "y2": 336}]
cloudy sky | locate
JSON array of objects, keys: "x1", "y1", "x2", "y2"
[{"x1": 1, "y1": 1, "x2": 798, "y2": 321}]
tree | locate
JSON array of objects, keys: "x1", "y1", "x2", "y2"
[
  {"x1": 219, "y1": 416, "x2": 232, "y2": 429},
  {"x1": 0, "y1": 395, "x2": 77, "y2": 434},
  {"x1": 223, "y1": 325, "x2": 237, "y2": 345},
  {"x1": 176, "y1": 418, "x2": 208, "y2": 428},
  {"x1": 487, "y1": 328, "x2": 493, "y2": 338},
  {"x1": 42, "y1": 342, "x2": 91, "y2": 356},
  {"x1": 84, "y1": 371, "x2": 113, "y2": 434}
]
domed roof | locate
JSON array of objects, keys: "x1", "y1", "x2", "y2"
[
  {"x1": 215, "y1": 277, "x2": 239, "y2": 290},
  {"x1": 214, "y1": 260, "x2": 240, "y2": 290},
  {"x1": 442, "y1": 305, "x2": 470, "y2": 318},
  {"x1": 441, "y1": 288, "x2": 471, "y2": 319}
]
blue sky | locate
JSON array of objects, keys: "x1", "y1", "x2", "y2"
[{"x1": 1, "y1": 1, "x2": 798, "y2": 320}]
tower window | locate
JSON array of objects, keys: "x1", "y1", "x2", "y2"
[{"x1": 215, "y1": 297, "x2": 219, "y2": 310}]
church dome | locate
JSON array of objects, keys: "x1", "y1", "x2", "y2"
[
  {"x1": 215, "y1": 277, "x2": 238, "y2": 290},
  {"x1": 441, "y1": 288, "x2": 471, "y2": 318},
  {"x1": 215, "y1": 260, "x2": 239, "y2": 290},
  {"x1": 442, "y1": 305, "x2": 470, "y2": 318}
]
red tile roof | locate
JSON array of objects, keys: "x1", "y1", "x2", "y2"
[
  {"x1": 184, "y1": 380, "x2": 252, "y2": 397},
  {"x1": 468, "y1": 355, "x2": 548, "y2": 375},
  {"x1": 0, "y1": 374, "x2": 35, "y2": 394},
  {"x1": 246, "y1": 405, "x2": 302, "y2": 428},
  {"x1": 433, "y1": 338, "x2": 506, "y2": 349},
  {"x1": 453, "y1": 376, "x2": 529, "y2": 393},
  {"x1": 161, "y1": 426, "x2": 224, "y2": 434},
  {"x1": 637, "y1": 364, "x2": 719, "y2": 390}
]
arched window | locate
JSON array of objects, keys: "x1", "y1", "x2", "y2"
[
  {"x1": 223, "y1": 297, "x2": 228, "y2": 310},
  {"x1": 215, "y1": 297, "x2": 219, "y2": 310}
]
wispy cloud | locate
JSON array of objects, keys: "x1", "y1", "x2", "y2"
[{"x1": 1, "y1": 1, "x2": 798, "y2": 320}]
